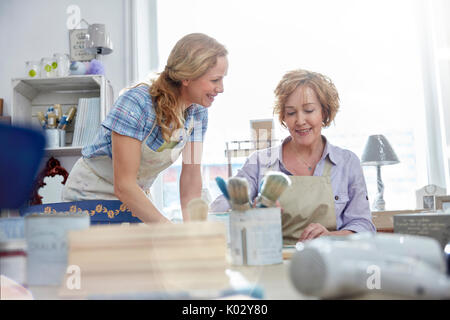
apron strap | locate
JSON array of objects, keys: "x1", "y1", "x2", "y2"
[{"x1": 321, "y1": 156, "x2": 333, "y2": 177}]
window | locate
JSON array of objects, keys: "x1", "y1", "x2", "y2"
[{"x1": 154, "y1": 0, "x2": 429, "y2": 218}]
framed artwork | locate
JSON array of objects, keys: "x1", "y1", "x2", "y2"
[
  {"x1": 435, "y1": 195, "x2": 450, "y2": 211},
  {"x1": 416, "y1": 184, "x2": 446, "y2": 210},
  {"x1": 69, "y1": 29, "x2": 95, "y2": 61},
  {"x1": 30, "y1": 157, "x2": 69, "y2": 205}
]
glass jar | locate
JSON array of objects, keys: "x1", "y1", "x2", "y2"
[
  {"x1": 40, "y1": 57, "x2": 56, "y2": 78},
  {"x1": 52, "y1": 53, "x2": 70, "y2": 77},
  {"x1": 25, "y1": 61, "x2": 40, "y2": 78}
]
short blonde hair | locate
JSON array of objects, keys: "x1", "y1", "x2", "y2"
[
  {"x1": 273, "y1": 69, "x2": 339, "y2": 128},
  {"x1": 150, "y1": 33, "x2": 228, "y2": 142}
]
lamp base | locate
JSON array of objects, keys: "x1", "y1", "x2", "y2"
[{"x1": 372, "y1": 198, "x2": 386, "y2": 211}]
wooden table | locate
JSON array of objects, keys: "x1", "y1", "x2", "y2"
[{"x1": 372, "y1": 209, "x2": 427, "y2": 233}]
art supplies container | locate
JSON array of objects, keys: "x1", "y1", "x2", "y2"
[
  {"x1": 45, "y1": 129, "x2": 59, "y2": 148},
  {"x1": 229, "y1": 207, "x2": 283, "y2": 266},
  {"x1": 59, "y1": 129, "x2": 66, "y2": 147},
  {"x1": 25, "y1": 212, "x2": 90, "y2": 285}
]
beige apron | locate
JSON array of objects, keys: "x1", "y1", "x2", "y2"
[
  {"x1": 277, "y1": 158, "x2": 337, "y2": 245},
  {"x1": 62, "y1": 118, "x2": 194, "y2": 201}
]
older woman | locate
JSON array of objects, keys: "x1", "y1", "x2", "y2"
[{"x1": 210, "y1": 69, "x2": 375, "y2": 244}]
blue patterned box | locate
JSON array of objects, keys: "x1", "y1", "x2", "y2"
[{"x1": 19, "y1": 200, "x2": 141, "y2": 225}]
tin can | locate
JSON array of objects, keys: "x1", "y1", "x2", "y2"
[
  {"x1": 45, "y1": 129, "x2": 59, "y2": 148},
  {"x1": 25, "y1": 212, "x2": 90, "y2": 286},
  {"x1": 229, "y1": 207, "x2": 283, "y2": 266}
]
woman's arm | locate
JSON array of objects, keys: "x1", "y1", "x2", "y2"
[
  {"x1": 180, "y1": 141, "x2": 203, "y2": 221},
  {"x1": 339, "y1": 153, "x2": 376, "y2": 233},
  {"x1": 112, "y1": 131, "x2": 170, "y2": 223}
]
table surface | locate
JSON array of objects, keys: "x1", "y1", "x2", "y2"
[
  {"x1": 27, "y1": 259, "x2": 408, "y2": 300},
  {"x1": 28, "y1": 260, "x2": 307, "y2": 300}
]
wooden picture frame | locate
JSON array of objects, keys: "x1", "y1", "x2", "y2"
[
  {"x1": 435, "y1": 195, "x2": 450, "y2": 211},
  {"x1": 30, "y1": 157, "x2": 69, "y2": 205},
  {"x1": 415, "y1": 184, "x2": 446, "y2": 210}
]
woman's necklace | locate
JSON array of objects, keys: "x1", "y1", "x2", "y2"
[
  {"x1": 289, "y1": 139, "x2": 323, "y2": 172},
  {"x1": 298, "y1": 157, "x2": 313, "y2": 171}
]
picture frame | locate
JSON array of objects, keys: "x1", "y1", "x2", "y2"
[
  {"x1": 423, "y1": 195, "x2": 435, "y2": 210},
  {"x1": 69, "y1": 28, "x2": 95, "y2": 61},
  {"x1": 435, "y1": 195, "x2": 450, "y2": 211},
  {"x1": 415, "y1": 184, "x2": 446, "y2": 210}
]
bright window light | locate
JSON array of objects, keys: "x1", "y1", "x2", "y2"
[{"x1": 155, "y1": 0, "x2": 427, "y2": 218}]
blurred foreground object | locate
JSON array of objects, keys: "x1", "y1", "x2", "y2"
[
  {"x1": 0, "y1": 123, "x2": 45, "y2": 209},
  {"x1": 290, "y1": 233, "x2": 450, "y2": 299}
]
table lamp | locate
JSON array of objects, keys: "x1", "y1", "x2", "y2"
[{"x1": 361, "y1": 135, "x2": 399, "y2": 211}]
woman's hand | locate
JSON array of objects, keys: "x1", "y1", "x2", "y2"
[
  {"x1": 298, "y1": 224, "x2": 356, "y2": 242},
  {"x1": 298, "y1": 223, "x2": 330, "y2": 241}
]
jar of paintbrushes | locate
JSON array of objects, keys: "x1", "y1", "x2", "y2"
[{"x1": 215, "y1": 173, "x2": 291, "y2": 266}]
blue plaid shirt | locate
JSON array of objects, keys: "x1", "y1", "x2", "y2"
[{"x1": 82, "y1": 85, "x2": 208, "y2": 158}]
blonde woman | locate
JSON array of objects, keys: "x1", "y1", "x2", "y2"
[
  {"x1": 63, "y1": 33, "x2": 228, "y2": 223},
  {"x1": 211, "y1": 69, "x2": 375, "y2": 244}
]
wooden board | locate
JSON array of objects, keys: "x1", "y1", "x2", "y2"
[{"x1": 371, "y1": 209, "x2": 427, "y2": 232}]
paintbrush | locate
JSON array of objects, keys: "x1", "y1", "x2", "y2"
[
  {"x1": 255, "y1": 171, "x2": 291, "y2": 208},
  {"x1": 227, "y1": 177, "x2": 252, "y2": 211},
  {"x1": 215, "y1": 176, "x2": 230, "y2": 201},
  {"x1": 187, "y1": 198, "x2": 209, "y2": 221}
]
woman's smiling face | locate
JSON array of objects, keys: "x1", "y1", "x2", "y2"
[
  {"x1": 283, "y1": 85, "x2": 324, "y2": 148},
  {"x1": 181, "y1": 55, "x2": 228, "y2": 108}
]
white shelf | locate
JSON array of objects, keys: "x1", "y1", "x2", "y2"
[
  {"x1": 11, "y1": 75, "x2": 111, "y2": 171},
  {"x1": 45, "y1": 146, "x2": 82, "y2": 157},
  {"x1": 12, "y1": 75, "x2": 103, "y2": 99}
]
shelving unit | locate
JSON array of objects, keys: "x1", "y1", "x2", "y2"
[{"x1": 11, "y1": 75, "x2": 112, "y2": 159}]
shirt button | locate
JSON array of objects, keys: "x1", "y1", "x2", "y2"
[{"x1": 335, "y1": 196, "x2": 339, "y2": 200}]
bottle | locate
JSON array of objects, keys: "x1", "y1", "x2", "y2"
[
  {"x1": 66, "y1": 106, "x2": 77, "y2": 122},
  {"x1": 47, "y1": 112, "x2": 57, "y2": 129},
  {"x1": 60, "y1": 106, "x2": 77, "y2": 130},
  {"x1": 53, "y1": 104, "x2": 62, "y2": 121},
  {"x1": 45, "y1": 106, "x2": 54, "y2": 121},
  {"x1": 36, "y1": 111, "x2": 47, "y2": 129}
]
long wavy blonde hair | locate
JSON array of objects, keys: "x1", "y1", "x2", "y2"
[{"x1": 149, "y1": 33, "x2": 227, "y2": 142}]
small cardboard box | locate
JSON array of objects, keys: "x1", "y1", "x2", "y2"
[{"x1": 393, "y1": 212, "x2": 450, "y2": 248}]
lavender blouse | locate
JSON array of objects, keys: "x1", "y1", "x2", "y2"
[{"x1": 210, "y1": 136, "x2": 376, "y2": 233}]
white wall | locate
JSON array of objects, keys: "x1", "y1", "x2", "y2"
[
  {"x1": 0, "y1": 0, "x2": 130, "y2": 208},
  {"x1": 0, "y1": 0, "x2": 127, "y2": 117}
]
